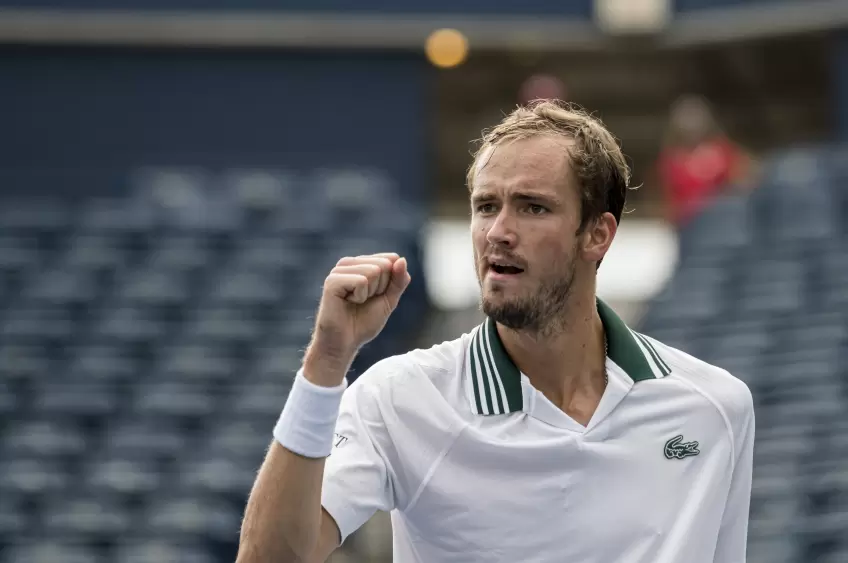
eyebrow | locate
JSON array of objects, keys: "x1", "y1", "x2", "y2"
[{"x1": 471, "y1": 190, "x2": 560, "y2": 205}]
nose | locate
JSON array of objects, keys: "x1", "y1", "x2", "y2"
[{"x1": 485, "y1": 208, "x2": 517, "y2": 248}]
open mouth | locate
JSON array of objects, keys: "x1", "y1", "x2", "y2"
[{"x1": 489, "y1": 263, "x2": 524, "y2": 275}]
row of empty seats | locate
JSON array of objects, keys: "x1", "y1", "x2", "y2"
[
  {"x1": 0, "y1": 169, "x2": 428, "y2": 561},
  {"x1": 640, "y1": 145, "x2": 848, "y2": 563}
]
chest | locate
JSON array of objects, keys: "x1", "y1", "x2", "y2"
[{"x1": 402, "y1": 418, "x2": 732, "y2": 559}]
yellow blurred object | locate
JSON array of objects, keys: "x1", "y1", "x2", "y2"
[{"x1": 425, "y1": 28, "x2": 469, "y2": 68}]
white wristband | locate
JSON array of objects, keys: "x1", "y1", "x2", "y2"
[{"x1": 273, "y1": 368, "x2": 348, "y2": 458}]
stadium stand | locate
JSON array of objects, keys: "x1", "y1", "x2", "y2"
[
  {"x1": 0, "y1": 171, "x2": 427, "y2": 562},
  {"x1": 1, "y1": 144, "x2": 846, "y2": 561},
  {"x1": 639, "y1": 145, "x2": 848, "y2": 563}
]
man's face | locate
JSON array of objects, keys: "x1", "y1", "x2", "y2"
[{"x1": 470, "y1": 135, "x2": 584, "y2": 334}]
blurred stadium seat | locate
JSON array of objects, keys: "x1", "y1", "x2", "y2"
[
  {"x1": 1, "y1": 144, "x2": 843, "y2": 561},
  {"x1": 639, "y1": 144, "x2": 848, "y2": 562},
  {"x1": 1, "y1": 0, "x2": 843, "y2": 559},
  {"x1": 0, "y1": 169, "x2": 425, "y2": 561}
]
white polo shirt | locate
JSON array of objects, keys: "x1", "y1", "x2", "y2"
[{"x1": 319, "y1": 299, "x2": 755, "y2": 563}]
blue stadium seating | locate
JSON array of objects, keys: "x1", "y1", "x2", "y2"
[
  {"x1": 3, "y1": 143, "x2": 843, "y2": 560},
  {"x1": 640, "y1": 144, "x2": 848, "y2": 562},
  {"x1": 0, "y1": 171, "x2": 427, "y2": 561}
]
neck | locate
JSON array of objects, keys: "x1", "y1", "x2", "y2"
[{"x1": 496, "y1": 293, "x2": 607, "y2": 413}]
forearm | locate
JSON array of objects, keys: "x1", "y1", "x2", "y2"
[
  {"x1": 238, "y1": 441, "x2": 328, "y2": 562},
  {"x1": 237, "y1": 252, "x2": 408, "y2": 561},
  {"x1": 238, "y1": 351, "x2": 351, "y2": 562}
]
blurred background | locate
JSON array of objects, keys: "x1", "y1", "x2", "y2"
[{"x1": 0, "y1": 0, "x2": 846, "y2": 562}]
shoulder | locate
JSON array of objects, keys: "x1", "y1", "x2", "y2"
[
  {"x1": 347, "y1": 331, "x2": 473, "y2": 411},
  {"x1": 639, "y1": 332, "x2": 754, "y2": 430},
  {"x1": 355, "y1": 332, "x2": 469, "y2": 386},
  {"x1": 340, "y1": 333, "x2": 473, "y2": 452}
]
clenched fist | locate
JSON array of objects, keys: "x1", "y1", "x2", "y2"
[{"x1": 303, "y1": 253, "x2": 411, "y2": 387}]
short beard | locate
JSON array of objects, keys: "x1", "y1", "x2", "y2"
[{"x1": 480, "y1": 261, "x2": 576, "y2": 337}]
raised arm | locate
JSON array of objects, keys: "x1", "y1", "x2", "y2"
[
  {"x1": 238, "y1": 441, "x2": 342, "y2": 563},
  {"x1": 236, "y1": 253, "x2": 411, "y2": 562}
]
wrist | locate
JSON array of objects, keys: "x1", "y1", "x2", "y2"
[
  {"x1": 302, "y1": 341, "x2": 356, "y2": 388},
  {"x1": 273, "y1": 369, "x2": 347, "y2": 458}
]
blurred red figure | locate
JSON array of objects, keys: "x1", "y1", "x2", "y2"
[
  {"x1": 657, "y1": 95, "x2": 752, "y2": 227},
  {"x1": 518, "y1": 74, "x2": 567, "y2": 106}
]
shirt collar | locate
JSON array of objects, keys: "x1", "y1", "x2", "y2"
[{"x1": 465, "y1": 298, "x2": 672, "y2": 416}]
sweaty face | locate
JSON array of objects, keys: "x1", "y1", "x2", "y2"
[{"x1": 470, "y1": 135, "x2": 583, "y2": 334}]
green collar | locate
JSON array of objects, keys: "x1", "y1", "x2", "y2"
[{"x1": 465, "y1": 298, "x2": 671, "y2": 416}]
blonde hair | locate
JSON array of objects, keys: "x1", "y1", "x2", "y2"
[{"x1": 467, "y1": 100, "x2": 631, "y2": 228}]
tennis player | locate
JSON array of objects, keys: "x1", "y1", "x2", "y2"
[{"x1": 237, "y1": 101, "x2": 755, "y2": 563}]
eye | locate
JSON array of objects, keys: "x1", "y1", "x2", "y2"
[
  {"x1": 476, "y1": 203, "x2": 496, "y2": 214},
  {"x1": 527, "y1": 204, "x2": 547, "y2": 215}
]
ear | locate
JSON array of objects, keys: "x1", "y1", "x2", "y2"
[{"x1": 580, "y1": 212, "x2": 617, "y2": 264}]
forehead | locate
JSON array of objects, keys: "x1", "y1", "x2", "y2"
[{"x1": 472, "y1": 135, "x2": 575, "y2": 196}]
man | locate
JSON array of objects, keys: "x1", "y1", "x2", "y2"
[{"x1": 237, "y1": 101, "x2": 755, "y2": 563}]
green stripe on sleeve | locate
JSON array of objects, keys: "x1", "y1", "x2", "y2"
[
  {"x1": 469, "y1": 337, "x2": 484, "y2": 414},
  {"x1": 635, "y1": 332, "x2": 670, "y2": 377},
  {"x1": 475, "y1": 335, "x2": 496, "y2": 414}
]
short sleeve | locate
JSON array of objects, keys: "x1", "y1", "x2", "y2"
[
  {"x1": 713, "y1": 376, "x2": 755, "y2": 562},
  {"x1": 321, "y1": 366, "x2": 398, "y2": 544}
]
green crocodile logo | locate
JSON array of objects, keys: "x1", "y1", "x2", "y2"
[{"x1": 664, "y1": 435, "x2": 700, "y2": 460}]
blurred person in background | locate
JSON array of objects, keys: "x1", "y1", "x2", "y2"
[
  {"x1": 518, "y1": 73, "x2": 567, "y2": 106},
  {"x1": 657, "y1": 94, "x2": 755, "y2": 228},
  {"x1": 238, "y1": 101, "x2": 755, "y2": 563}
]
